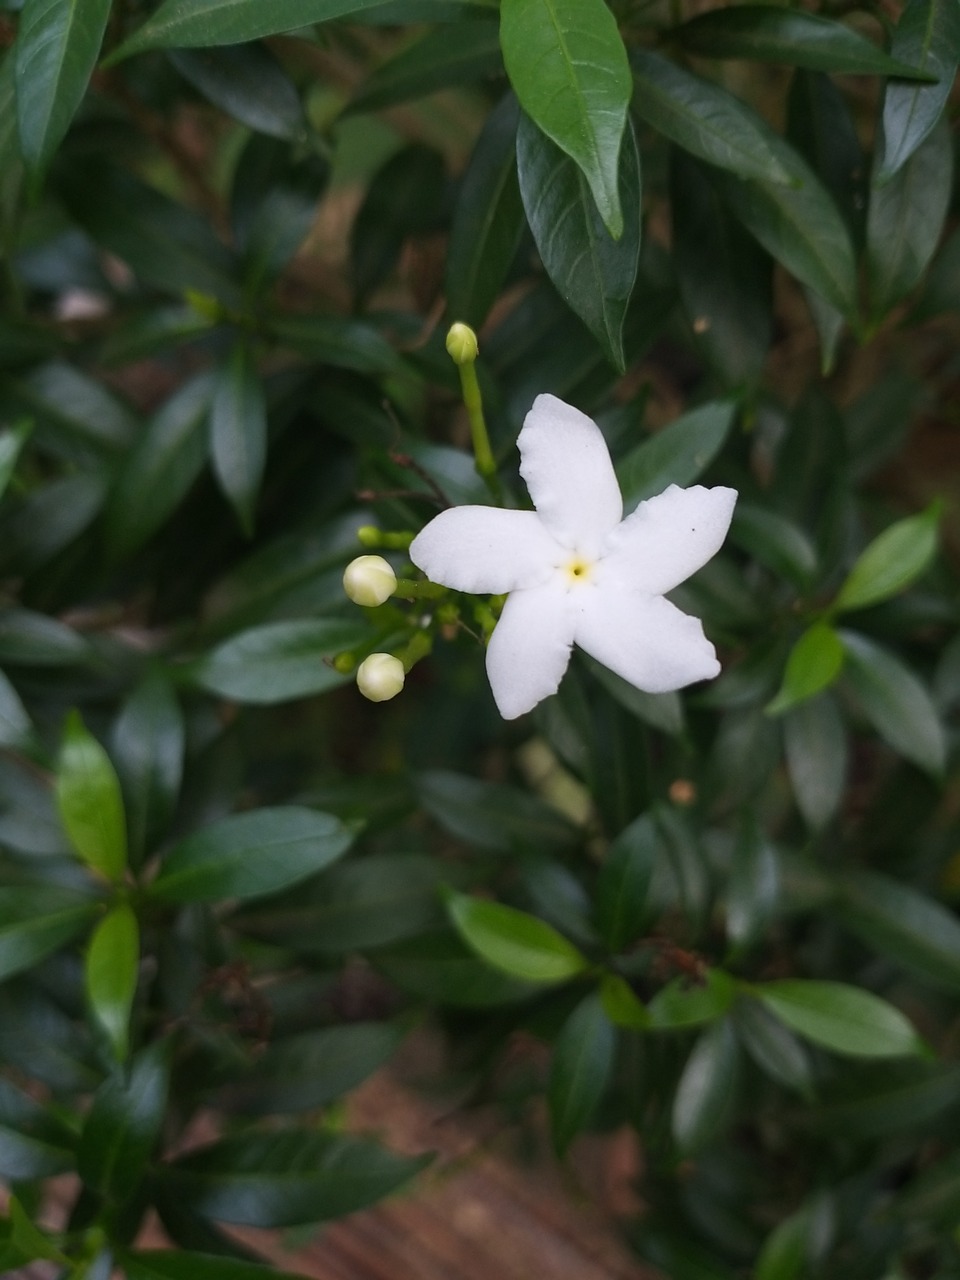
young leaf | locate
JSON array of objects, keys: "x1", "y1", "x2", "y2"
[
  {"x1": 783, "y1": 693, "x2": 847, "y2": 830},
  {"x1": 834, "y1": 501, "x2": 940, "y2": 612},
  {"x1": 85, "y1": 904, "x2": 140, "y2": 1061},
  {"x1": 55, "y1": 710, "x2": 128, "y2": 883},
  {"x1": 78, "y1": 1040, "x2": 170, "y2": 1201},
  {"x1": 14, "y1": 0, "x2": 112, "y2": 180},
  {"x1": 672, "y1": 1020, "x2": 739, "y2": 1156},
  {"x1": 757, "y1": 980, "x2": 927, "y2": 1058},
  {"x1": 766, "y1": 622, "x2": 845, "y2": 715},
  {"x1": 548, "y1": 993, "x2": 616, "y2": 1154},
  {"x1": 875, "y1": 0, "x2": 960, "y2": 182},
  {"x1": 445, "y1": 890, "x2": 589, "y2": 982},
  {"x1": 149, "y1": 807, "x2": 354, "y2": 904},
  {"x1": 500, "y1": 0, "x2": 631, "y2": 237},
  {"x1": 647, "y1": 969, "x2": 736, "y2": 1029},
  {"x1": 516, "y1": 111, "x2": 641, "y2": 371},
  {"x1": 595, "y1": 812, "x2": 657, "y2": 950},
  {"x1": 209, "y1": 342, "x2": 267, "y2": 537}
]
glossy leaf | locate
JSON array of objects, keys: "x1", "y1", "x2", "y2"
[
  {"x1": 835, "y1": 501, "x2": 940, "y2": 612},
  {"x1": 632, "y1": 51, "x2": 794, "y2": 186},
  {"x1": 766, "y1": 622, "x2": 845, "y2": 715},
  {"x1": 783, "y1": 693, "x2": 847, "y2": 830},
  {"x1": 109, "y1": 0, "x2": 396, "y2": 60},
  {"x1": 517, "y1": 111, "x2": 640, "y2": 371},
  {"x1": 169, "y1": 44, "x2": 307, "y2": 141},
  {"x1": 55, "y1": 710, "x2": 128, "y2": 883},
  {"x1": 418, "y1": 769, "x2": 578, "y2": 854},
  {"x1": 672, "y1": 1020, "x2": 739, "y2": 1156},
  {"x1": 209, "y1": 342, "x2": 266, "y2": 537},
  {"x1": 14, "y1": 0, "x2": 112, "y2": 179},
  {"x1": 446, "y1": 890, "x2": 589, "y2": 983},
  {"x1": 875, "y1": 0, "x2": 960, "y2": 181},
  {"x1": 266, "y1": 314, "x2": 401, "y2": 373},
  {"x1": 0, "y1": 667, "x2": 32, "y2": 750},
  {"x1": 193, "y1": 618, "x2": 368, "y2": 703},
  {"x1": 730, "y1": 503, "x2": 817, "y2": 589},
  {"x1": 149, "y1": 807, "x2": 354, "y2": 903},
  {"x1": 548, "y1": 993, "x2": 616, "y2": 1154},
  {"x1": 77, "y1": 1040, "x2": 169, "y2": 1199},
  {"x1": 111, "y1": 672, "x2": 185, "y2": 867},
  {"x1": 0, "y1": 419, "x2": 31, "y2": 501},
  {"x1": 595, "y1": 813, "x2": 657, "y2": 950},
  {"x1": 647, "y1": 969, "x2": 736, "y2": 1029},
  {"x1": 733, "y1": 997, "x2": 814, "y2": 1098},
  {"x1": 446, "y1": 93, "x2": 525, "y2": 327},
  {"x1": 85, "y1": 903, "x2": 140, "y2": 1061},
  {"x1": 500, "y1": 0, "x2": 631, "y2": 237},
  {"x1": 786, "y1": 70, "x2": 866, "y2": 243},
  {"x1": 755, "y1": 980, "x2": 926, "y2": 1058},
  {"x1": 841, "y1": 630, "x2": 946, "y2": 775},
  {"x1": 617, "y1": 399, "x2": 735, "y2": 507},
  {"x1": 348, "y1": 21, "x2": 502, "y2": 113},
  {"x1": 164, "y1": 1131, "x2": 429, "y2": 1226},
  {"x1": 867, "y1": 118, "x2": 952, "y2": 323},
  {"x1": 677, "y1": 7, "x2": 936, "y2": 77},
  {"x1": 599, "y1": 973, "x2": 650, "y2": 1028},
  {"x1": 376, "y1": 932, "x2": 535, "y2": 1007},
  {"x1": 726, "y1": 817, "x2": 778, "y2": 954},
  {"x1": 0, "y1": 886, "x2": 99, "y2": 982}
]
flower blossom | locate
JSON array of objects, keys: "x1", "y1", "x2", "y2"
[{"x1": 409, "y1": 394, "x2": 737, "y2": 719}]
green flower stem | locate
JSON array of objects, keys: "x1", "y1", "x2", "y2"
[
  {"x1": 399, "y1": 628, "x2": 433, "y2": 672},
  {"x1": 458, "y1": 359, "x2": 502, "y2": 503},
  {"x1": 392, "y1": 578, "x2": 447, "y2": 601},
  {"x1": 357, "y1": 526, "x2": 414, "y2": 550}
]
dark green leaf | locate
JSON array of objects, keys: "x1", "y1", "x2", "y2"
[
  {"x1": 267, "y1": 314, "x2": 401, "y2": 373},
  {"x1": 548, "y1": 993, "x2": 616, "y2": 1153},
  {"x1": 4, "y1": 1194, "x2": 68, "y2": 1265},
  {"x1": 418, "y1": 769, "x2": 578, "y2": 853},
  {"x1": 595, "y1": 812, "x2": 657, "y2": 950},
  {"x1": 835, "y1": 501, "x2": 940, "y2": 612},
  {"x1": 632, "y1": 50, "x2": 794, "y2": 185},
  {"x1": 375, "y1": 932, "x2": 536, "y2": 1006},
  {"x1": 726, "y1": 817, "x2": 778, "y2": 954},
  {"x1": 0, "y1": 471, "x2": 106, "y2": 574},
  {"x1": 122, "y1": 1252, "x2": 309, "y2": 1280},
  {"x1": 14, "y1": 0, "x2": 112, "y2": 179},
  {"x1": 0, "y1": 886, "x2": 99, "y2": 982},
  {"x1": 617, "y1": 399, "x2": 735, "y2": 507},
  {"x1": 348, "y1": 21, "x2": 502, "y2": 113},
  {"x1": 164, "y1": 1131, "x2": 429, "y2": 1226},
  {"x1": 599, "y1": 973, "x2": 649, "y2": 1028},
  {"x1": 193, "y1": 618, "x2": 368, "y2": 703},
  {"x1": 169, "y1": 44, "x2": 307, "y2": 140},
  {"x1": 867, "y1": 118, "x2": 952, "y2": 323},
  {"x1": 677, "y1": 7, "x2": 936, "y2": 77},
  {"x1": 55, "y1": 710, "x2": 127, "y2": 882},
  {"x1": 111, "y1": 671, "x2": 185, "y2": 866},
  {"x1": 517, "y1": 111, "x2": 640, "y2": 371},
  {"x1": 109, "y1": 0, "x2": 399, "y2": 60},
  {"x1": 841, "y1": 630, "x2": 945, "y2": 775},
  {"x1": 786, "y1": 70, "x2": 866, "y2": 243},
  {"x1": 0, "y1": 418, "x2": 31, "y2": 501},
  {"x1": 766, "y1": 622, "x2": 845, "y2": 715},
  {"x1": 150, "y1": 807, "x2": 353, "y2": 904},
  {"x1": 672, "y1": 1020, "x2": 739, "y2": 1156},
  {"x1": 446, "y1": 93, "x2": 525, "y2": 328},
  {"x1": 875, "y1": 0, "x2": 960, "y2": 181},
  {"x1": 0, "y1": 1095, "x2": 74, "y2": 1177},
  {"x1": 77, "y1": 1040, "x2": 169, "y2": 1200},
  {"x1": 729, "y1": 503, "x2": 817, "y2": 589},
  {"x1": 733, "y1": 997, "x2": 814, "y2": 1098},
  {"x1": 0, "y1": 667, "x2": 32, "y2": 749},
  {"x1": 813, "y1": 1059, "x2": 960, "y2": 1139},
  {"x1": 210, "y1": 342, "x2": 266, "y2": 537},
  {"x1": 500, "y1": 0, "x2": 631, "y2": 237},
  {"x1": 2, "y1": 360, "x2": 137, "y2": 461},
  {"x1": 104, "y1": 373, "x2": 214, "y2": 559},
  {"x1": 783, "y1": 693, "x2": 847, "y2": 830},
  {"x1": 647, "y1": 969, "x2": 736, "y2": 1029},
  {"x1": 85, "y1": 904, "x2": 139, "y2": 1061},
  {"x1": 585, "y1": 656, "x2": 684, "y2": 734},
  {"x1": 446, "y1": 890, "x2": 589, "y2": 982},
  {"x1": 755, "y1": 979, "x2": 926, "y2": 1058}
]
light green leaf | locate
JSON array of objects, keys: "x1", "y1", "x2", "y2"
[
  {"x1": 617, "y1": 399, "x2": 735, "y2": 507},
  {"x1": 756, "y1": 979, "x2": 926, "y2": 1058},
  {"x1": 85, "y1": 904, "x2": 139, "y2": 1061},
  {"x1": 648, "y1": 969, "x2": 736, "y2": 1029},
  {"x1": 55, "y1": 710, "x2": 128, "y2": 882},
  {"x1": 548, "y1": 993, "x2": 616, "y2": 1154},
  {"x1": 14, "y1": 0, "x2": 112, "y2": 179},
  {"x1": 446, "y1": 890, "x2": 589, "y2": 983},
  {"x1": 766, "y1": 622, "x2": 845, "y2": 715},
  {"x1": 517, "y1": 111, "x2": 640, "y2": 371},
  {"x1": 500, "y1": 0, "x2": 631, "y2": 237},
  {"x1": 835, "y1": 501, "x2": 940, "y2": 612},
  {"x1": 599, "y1": 973, "x2": 650, "y2": 1028}
]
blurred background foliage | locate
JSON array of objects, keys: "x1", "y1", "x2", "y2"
[{"x1": 1, "y1": 0, "x2": 960, "y2": 1276}]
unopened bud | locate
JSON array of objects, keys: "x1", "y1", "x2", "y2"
[
  {"x1": 446, "y1": 322, "x2": 478, "y2": 365},
  {"x1": 356, "y1": 653, "x2": 405, "y2": 702},
  {"x1": 357, "y1": 525, "x2": 382, "y2": 548},
  {"x1": 343, "y1": 555, "x2": 397, "y2": 607}
]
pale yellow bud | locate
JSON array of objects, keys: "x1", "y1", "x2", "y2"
[
  {"x1": 356, "y1": 653, "x2": 405, "y2": 702},
  {"x1": 342, "y1": 555, "x2": 397, "y2": 607},
  {"x1": 445, "y1": 322, "x2": 478, "y2": 365}
]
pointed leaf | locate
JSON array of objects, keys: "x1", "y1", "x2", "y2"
[
  {"x1": 755, "y1": 979, "x2": 926, "y2": 1058},
  {"x1": 55, "y1": 710, "x2": 128, "y2": 883},
  {"x1": 726, "y1": 817, "x2": 779, "y2": 954},
  {"x1": 78, "y1": 1041, "x2": 169, "y2": 1201},
  {"x1": 111, "y1": 671, "x2": 185, "y2": 866},
  {"x1": 672, "y1": 1020, "x2": 739, "y2": 1156},
  {"x1": 348, "y1": 21, "x2": 502, "y2": 113},
  {"x1": 517, "y1": 111, "x2": 640, "y2": 369},
  {"x1": 835, "y1": 501, "x2": 940, "y2": 612},
  {"x1": 210, "y1": 342, "x2": 266, "y2": 537},
  {"x1": 617, "y1": 399, "x2": 735, "y2": 507},
  {"x1": 446, "y1": 890, "x2": 589, "y2": 983},
  {"x1": 85, "y1": 904, "x2": 140, "y2": 1062},
  {"x1": 595, "y1": 812, "x2": 657, "y2": 950},
  {"x1": 766, "y1": 622, "x2": 845, "y2": 715},
  {"x1": 0, "y1": 886, "x2": 99, "y2": 982},
  {"x1": 548, "y1": 993, "x2": 616, "y2": 1154},
  {"x1": 193, "y1": 618, "x2": 368, "y2": 704},
  {"x1": 501, "y1": 0, "x2": 631, "y2": 237},
  {"x1": 0, "y1": 667, "x2": 32, "y2": 750},
  {"x1": 0, "y1": 419, "x2": 31, "y2": 502},
  {"x1": 169, "y1": 44, "x2": 307, "y2": 141},
  {"x1": 783, "y1": 693, "x2": 847, "y2": 830}
]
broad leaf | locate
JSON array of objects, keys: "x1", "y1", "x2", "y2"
[
  {"x1": 418, "y1": 769, "x2": 578, "y2": 853},
  {"x1": 78, "y1": 1041, "x2": 169, "y2": 1200},
  {"x1": 193, "y1": 618, "x2": 369, "y2": 703},
  {"x1": 0, "y1": 667, "x2": 32, "y2": 750},
  {"x1": 501, "y1": 0, "x2": 631, "y2": 236},
  {"x1": 150, "y1": 807, "x2": 354, "y2": 903},
  {"x1": 348, "y1": 21, "x2": 502, "y2": 113},
  {"x1": 169, "y1": 44, "x2": 307, "y2": 141},
  {"x1": 617, "y1": 399, "x2": 735, "y2": 507},
  {"x1": 55, "y1": 710, "x2": 128, "y2": 883},
  {"x1": 210, "y1": 342, "x2": 266, "y2": 536},
  {"x1": 595, "y1": 813, "x2": 657, "y2": 950},
  {"x1": 548, "y1": 993, "x2": 615, "y2": 1154},
  {"x1": 85, "y1": 904, "x2": 140, "y2": 1061},
  {"x1": 517, "y1": 111, "x2": 641, "y2": 371},
  {"x1": 730, "y1": 503, "x2": 817, "y2": 589},
  {"x1": 446, "y1": 891, "x2": 589, "y2": 982},
  {"x1": 672, "y1": 1020, "x2": 739, "y2": 1156},
  {"x1": 766, "y1": 622, "x2": 845, "y2": 715},
  {"x1": 835, "y1": 501, "x2": 940, "y2": 612},
  {"x1": 111, "y1": 671, "x2": 185, "y2": 867},
  {"x1": 0, "y1": 886, "x2": 99, "y2": 982},
  {"x1": 756, "y1": 980, "x2": 926, "y2": 1058},
  {"x1": 647, "y1": 969, "x2": 736, "y2": 1029},
  {"x1": 783, "y1": 693, "x2": 847, "y2": 830},
  {"x1": 726, "y1": 817, "x2": 778, "y2": 954}
]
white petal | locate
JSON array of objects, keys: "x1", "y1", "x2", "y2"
[
  {"x1": 518, "y1": 394, "x2": 622, "y2": 557},
  {"x1": 486, "y1": 582, "x2": 576, "y2": 719},
  {"x1": 601, "y1": 485, "x2": 738, "y2": 595},
  {"x1": 409, "y1": 507, "x2": 560, "y2": 593},
  {"x1": 574, "y1": 588, "x2": 720, "y2": 693}
]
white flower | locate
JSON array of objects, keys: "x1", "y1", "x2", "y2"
[
  {"x1": 343, "y1": 555, "x2": 397, "y2": 606},
  {"x1": 356, "y1": 653, "x2": 405, "y2": 702},
  {"x1": 409, "y1": 394, "x2": 737, "y2": 720}
]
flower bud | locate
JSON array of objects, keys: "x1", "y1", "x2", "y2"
[
  {"x1": 356, "y1": 653, "x2": 405, "y2": 702},
  {"x1": 445, "y1": 322, "x2": 478, "y2": 365},
  {"x1": 343, "y1": 555, "x2": 397, "y2": 607}
]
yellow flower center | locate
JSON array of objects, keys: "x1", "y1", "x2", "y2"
[{"x1": 563, "y1": 555, "x2": 593, "y2": 586}]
